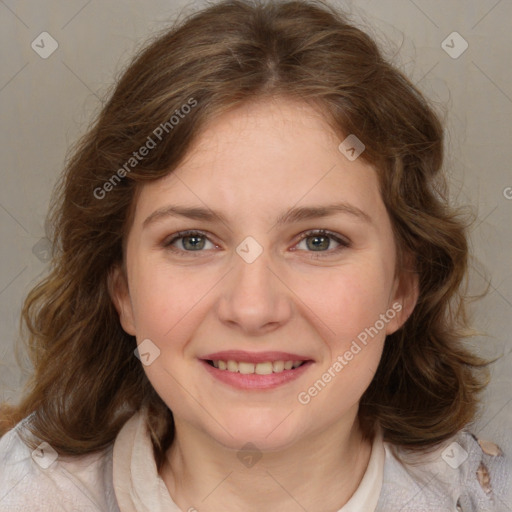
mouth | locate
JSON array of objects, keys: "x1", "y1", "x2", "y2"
[
  {"x1": 205, "y1": 359, "x2": 307, "y2": 374},
  {"x1": 199, "y1": 351, "x2": 314, "y2": 390}
]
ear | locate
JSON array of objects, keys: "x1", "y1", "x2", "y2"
[
  {"x1": 108, "y1": 264, "x2": 137, "y2": 336},
  {"x1": 385, "y1": 251, "x2": 419, "y2": 336}
]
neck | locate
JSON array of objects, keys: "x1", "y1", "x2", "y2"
[{"x1": 160, "y1": 410, "x2": 373, "y2": 512}]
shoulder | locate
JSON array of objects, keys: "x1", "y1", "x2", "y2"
[
  {"x1": 455, "y1": 431, "x2": 511, "y2": 511},
  {"x1": 377, "y1": 430, "x2": 512, "y2": 512},
  {"x1": 0, "y1": 416, "x2": 120, "y2": 512}
]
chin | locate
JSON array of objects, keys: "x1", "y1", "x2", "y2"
[
  {"x1": 216, "y1": 430, "x2": 300, "y2": 454},
  {"x1": 206, "y1": 409, "x2": 304, "y2": 452}
]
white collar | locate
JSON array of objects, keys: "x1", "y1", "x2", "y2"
[{"x1": 113, "y1": 408, "x2": 385, "y2": 512}]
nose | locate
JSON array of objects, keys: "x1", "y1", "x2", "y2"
[{"x1": 215, "y1": 245, "x2": 293, "y2": 336}]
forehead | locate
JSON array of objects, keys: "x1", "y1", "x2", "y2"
[
  {"x1": 182, "y1": 98, "x2": 343, "y2": 177},
  {"x1": 133, "y1": 98, "x2": 384, "y2": 225}
]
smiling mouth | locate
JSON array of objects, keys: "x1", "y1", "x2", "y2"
[{"x1": 205, "y1": 359, "x2": 307, "y2": 374}]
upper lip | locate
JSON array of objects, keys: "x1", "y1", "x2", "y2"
[{"x1": 201, "y1": 350, "x2": 313, "y2": 363}]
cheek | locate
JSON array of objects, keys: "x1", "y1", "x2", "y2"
[
  {"x1": 295, "y1": 262, "x2": 394, "y2": 345},
  {"x1": 295, "y1": 269, "x2": 389, "y2": 410},
  {"x1": 302, "y1": 263, "x2": 394, "y2": 403},
  {"x1": 129, "y1": 260, "x2": 206, "y2": 338}
]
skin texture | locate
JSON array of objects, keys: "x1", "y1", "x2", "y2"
[{"x1": 110, "y1": 97, "x2": 419, "y2": 511}]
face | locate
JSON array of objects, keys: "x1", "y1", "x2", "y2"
[{"x1": 111, "y1": 98, "x2": 418, "y2": 451}]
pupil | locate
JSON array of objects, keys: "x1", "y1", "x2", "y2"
[
  {"x1": 184, "y1": 236, "x2": 204, "y2": 250},
  {"x1": 308, "y1": 236, "x2": 328, "y2": 251}
]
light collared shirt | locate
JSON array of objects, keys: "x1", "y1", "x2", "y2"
[{"x1": 0, "y1": 407, "x2": 510, "y2": 511}]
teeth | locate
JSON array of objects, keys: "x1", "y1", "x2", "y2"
[
  {"x1": 238, "y1": 362, "x2": 255, "y2": 374},
  {"x1": 211, "y1": 359, "x2": 305, "y2": 374},
  {"x1": 272, "y1": 360, "x2": 284, "y2": 372},
  {"x1": 255, "y1": 362, "x2": 273, "y2": 375}
]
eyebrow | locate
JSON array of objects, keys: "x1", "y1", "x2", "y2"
[{"x1": 142, "y1": 202, "x2": 372, "y2": 229}]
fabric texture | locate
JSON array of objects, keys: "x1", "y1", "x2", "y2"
[{"x1": 0, "y1": 408, "x2": 510, "y2": 511}]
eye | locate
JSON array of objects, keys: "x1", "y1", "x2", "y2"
[
  {"x1": 293, "y1": 229, "x2": 350, "y2": 258},
  {"x1": 163, "y1": 230, "x2": 217, "y2": 256},
  {"x1": 162, "y1": 229, "x2": 350, "y2": 259}
]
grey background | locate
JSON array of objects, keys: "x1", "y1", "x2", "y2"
[{"x1": 0, "y1": 0, "x2": 511, "y2": 448}]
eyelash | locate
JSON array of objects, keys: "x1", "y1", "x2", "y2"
[{"x1": 163, "y1": 229, "x2": 351, "y2": 259}]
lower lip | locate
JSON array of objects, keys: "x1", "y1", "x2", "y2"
[{"x1": 200, "y1": 360, "x2": 313, "y2": 390}]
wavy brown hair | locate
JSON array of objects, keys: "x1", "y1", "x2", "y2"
[{"x1": 0, "y1": 0, "x2": 490, "y2": 470}]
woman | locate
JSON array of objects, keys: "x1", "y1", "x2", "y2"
[{"x1": 0, "y1": 1, "x2": 509, "y2": 510}]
